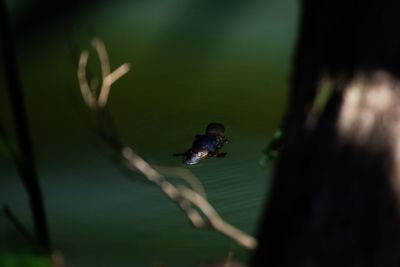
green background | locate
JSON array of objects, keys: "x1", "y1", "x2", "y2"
[{"x1": 0, "y1": 0, "x2": 298, "y2": 266}]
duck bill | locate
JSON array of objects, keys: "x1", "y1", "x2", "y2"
[{"x1": 183, "y1": 151, "x2": 208, "y2": 165}]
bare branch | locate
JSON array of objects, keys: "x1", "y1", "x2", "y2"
[
  {"x1": 154, "y1": 165, "x2": 207, "y2": 198},
  {"x1": 77, "y1": 40, "x2": 130, "y2": 108},
  {"x1": 76, "y1": 38, "x2": 258, "y2": 250},
  {"x1": 122, "y1": 147, "x2": 206, "y2": 228},
  {"x1": 179, "y1": 186, "x2": 258, "y2": 250},
  {"x1": 98, "y1": 63, "x2": 130, "y2": 107},
  {"x1": 92, "y1": 38, "x2": 110, "y2": 79},
  {"x1": 2, "y1": 205, "x2": 35, "y2": 245},
  {"x1": 77, "y1": 50, "x2": 97, "y2": 108},
  {"x1": 91, "y1": 38, "x2": 131, "y2": 108}
]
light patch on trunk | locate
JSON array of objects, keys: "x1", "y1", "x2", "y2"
[
  {"x1": 338, "y1": 71, "x2": 396, "y2": 144},
  {"x1": 337, "y1": 71, "x2": 400, "y2": 199}
]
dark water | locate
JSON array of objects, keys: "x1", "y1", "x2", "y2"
[{"x1": 0, "y1": 0, "x2": 298, "y2": 266}]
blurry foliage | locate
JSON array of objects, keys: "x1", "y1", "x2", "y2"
[{"x1": 0, "y1": 254, "x2": 51, "y2": 267}]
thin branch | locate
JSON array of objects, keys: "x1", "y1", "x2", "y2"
[
  {"x1": 154, "y1": 165, "x2": 207, "y2": 198},
  {"x1": 92, "y1": 38, "x2": 110, "y2": 79},
  {"x1": 77, "y1": 50, "x2": 97, "y2": 108},
  {"x1": 91, "y1": 38, "x2": 131, "y2": 108},
  {"x1": 98, "y1": 63, "x2": 130, "y2": 107},
  {"x1": 0, "y1": 123, "x2": 18, "y2": 160},
  {"x1": 2, "y1": 205, "x2": 35, "y2": 245},
  {"x1": 179, "y1": 187, "x2": 258, "y2": 249},
  {"x1": 76, "y1": 38, "x2": 258, "y2": 250},
  {"x1": 0, "y1": 0, "x2": 50, "y2": 251},
  {"x1": 77, "y1": 41, "x2": 130, "y2": 108},
  {"x1": 122, "y1": 147, "x2": 206, "y2": 228}
]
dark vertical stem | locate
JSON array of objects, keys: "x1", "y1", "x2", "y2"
[
  {"x1": 0, "y1": 0, "x2": 51, "y2": 252},
  {"x1": 3, "y1": 205, "x2": 35, "y2": 245}
]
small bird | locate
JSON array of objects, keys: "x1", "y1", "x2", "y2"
[{"x1": 174, "y1": 123, "x2": 228, "y2": 165}]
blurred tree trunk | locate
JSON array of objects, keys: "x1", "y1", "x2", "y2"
[{"x1": 252, "y1": 0, "x2": 400, "y2": 266}]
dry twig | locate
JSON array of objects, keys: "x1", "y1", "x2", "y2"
[{"x1": 76, "y1": 38, "x2": 258, "y2": 250}]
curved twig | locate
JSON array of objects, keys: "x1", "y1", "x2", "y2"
[
  {"x1": 76, "y1": 38, "x2": 258, "y2": 250},
  {"x1": 154, "y1": 165, "x2": 207, "y2": 198},
  {"x1": 178, "y1": 187, "x2": 258, "y2": 249}
]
